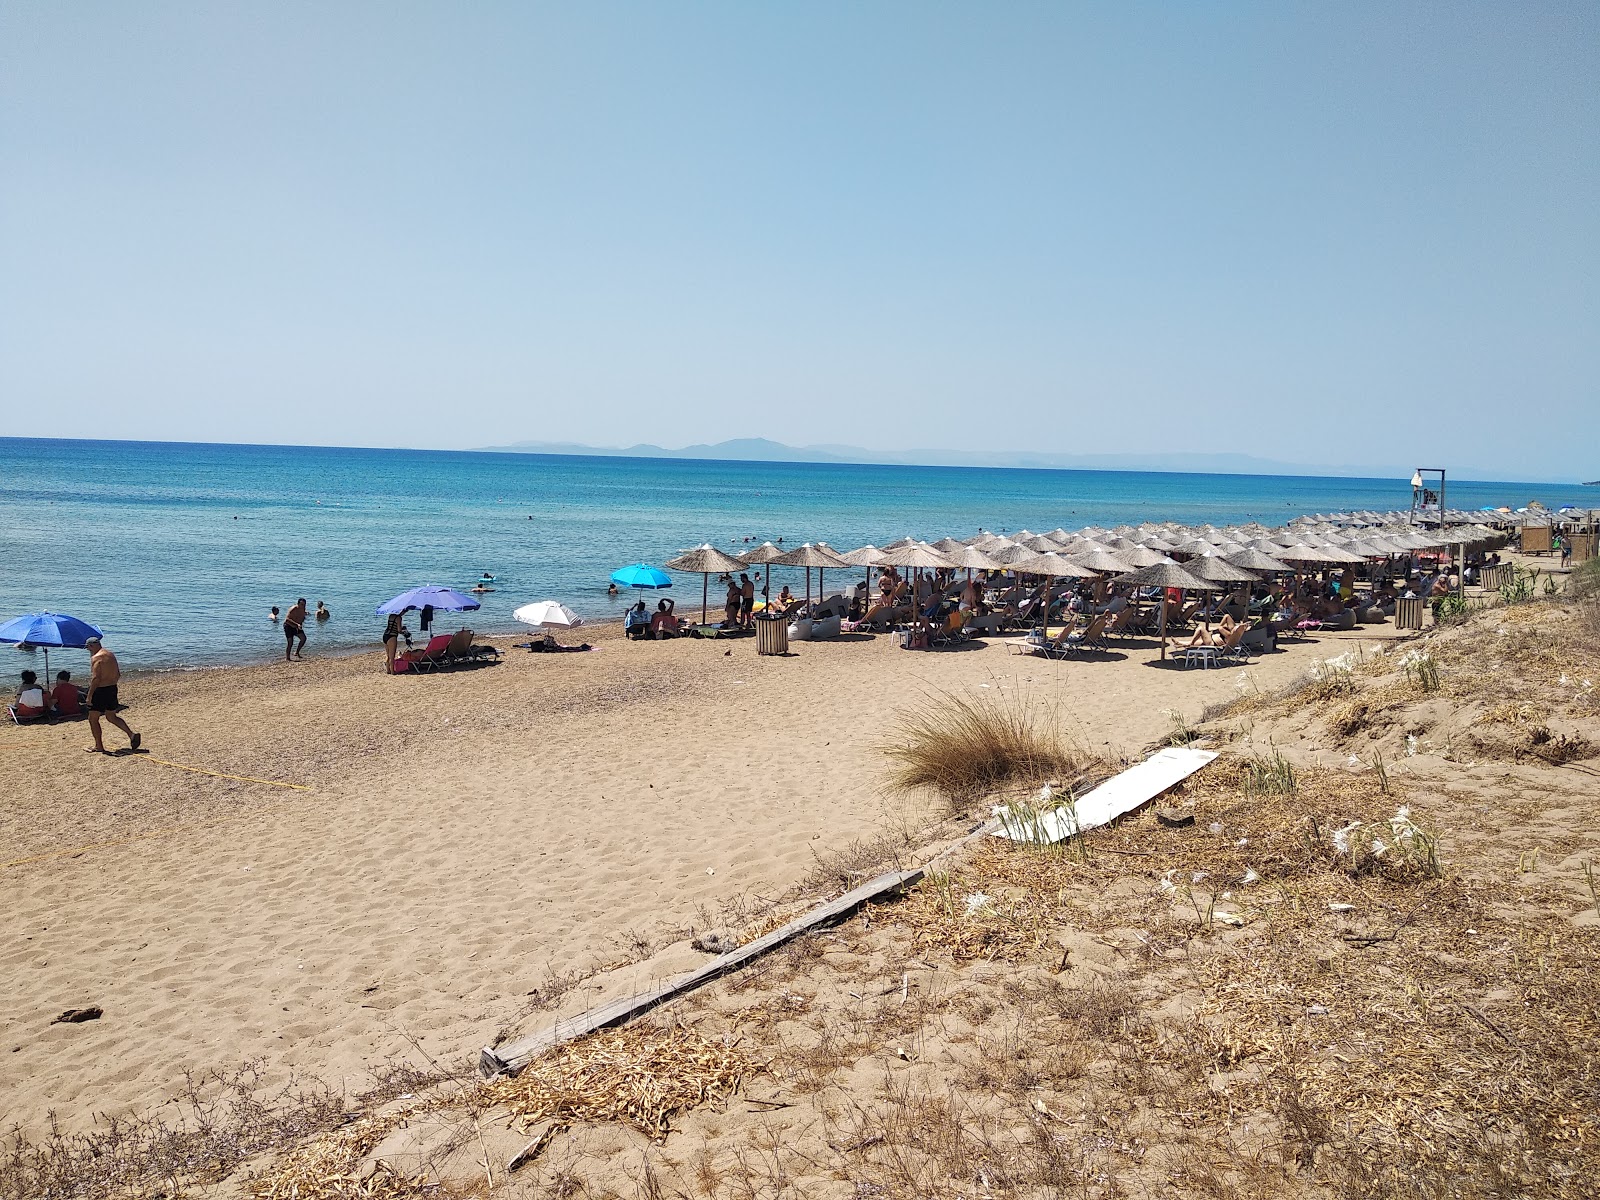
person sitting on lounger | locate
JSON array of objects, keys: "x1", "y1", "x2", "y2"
[
  {"x1": 625, "y1": 600, "x2": 652, "y2": 639},
  {"x1": 14, "y1": 670, "x2": 48, "y2": 719},
  {"x1": 51, "y1": 670, "x2": 82, "y2": 717},
  {"x1": 777, "y1": 585, "x2": 794, "y2": 608},
  {"x1": 651, "y1": 599, "x2": 681, "y2": 638}
]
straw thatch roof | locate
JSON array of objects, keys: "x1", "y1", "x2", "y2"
[
  {"x1": 1224, "y1": 547, "x2": 1293, "y2": 572},
  {"x1": 1116, "y1": 561, "x2": 1214, "y2": 591},
  {"x1": 1068, "y1": 547, "x2": 1131, "y2": 574},
  {"x1": 1114, "y1": 545, "x2": 1175, "y2": 569},
  {"x1": 838, "y1": 544, "x2": 886, "y2": 567},
  {"x1": 738, "y1": 541, "x2": 787, "y2": 565},
  {"x1": 774, "y1": 542, "x2": 850, "y2": 568},
  {"x1": 1186, "y1": 555, "x2": 1260, "y2": 584},
  {"x1": 1007, "y1": 551, "x2": 1099, "y2": 578},
  {"x1": 946, "y1": 545, "x2": 1005, "y2": 571},
  {"x1": 876, "y1": 542, "x2": 955, "y2": 569},
  {"x1": 986, "y1": 542, "x2": 1043, "y2": 566},
  {"x1": 665, "y1": 545, "x2": 746, "y2": 574}
]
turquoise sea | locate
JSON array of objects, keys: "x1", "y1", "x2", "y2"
[{"x1": 1, "y1": 438, "x2": 1591, "y2": 670}]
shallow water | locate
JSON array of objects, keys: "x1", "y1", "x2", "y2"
[{"x1": 0, "y1": 437, "x2": 1586, "y2": 669}]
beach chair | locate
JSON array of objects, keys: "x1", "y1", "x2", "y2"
[
  {"x1": 443, "y1": 628, "x2": 500, "y2": 665},
  {"x1": 1076, "y1": 612, "x2": 1111, "y2": 652},
  {"x1": 8, "y1": 704, "x2": 48, "y2": 725},
  {"x1": 1102, "y1": 605, "x2": 1138, "y2": 641},
  {"x1": 1216, "y1": 622, "x2": 1253, "y2": 664},
  {"x1": 399, "y1": 634, "x2": 453, "y2": 673}
]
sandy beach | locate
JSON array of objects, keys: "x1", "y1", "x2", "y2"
[{"x1": 1, "y1": 617, "x2": 1402, "y2": 1137}]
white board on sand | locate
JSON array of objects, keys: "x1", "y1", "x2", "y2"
[{"x1": 994, "y1": 747, "x2": 1217, "y2": 844}]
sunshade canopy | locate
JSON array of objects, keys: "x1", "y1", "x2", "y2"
[
  {"x1": 1116, "y1": 562, "x2": 1215, "y2": 591},
  {"x1": 876, "y1": 542, "x2": 955, "y2": 569},
  {"x1": 0, "y1": 611, "x2": 104, "y2": 648},
  {"x1": 376, "y1": 586, "x2": 481, "y2": 616},
  {"x1": 1223, "y1": 547, "x2": 1293, "y2": 572},
  {"x1": 513, "y1": 601, "x2": 583, "y2": 629},
  {"x1": 738, "y1": 541, "x2": 787, "y2": 565},
  {"x1": 1008, "y1": 551, "x2": 1099, "y2": 578},
  {"x1": 774, "y1": 542, "x2": 850, "y2": 568},
  {"x1": 610, "y1": 563, "x2": 673, "y2": 589},
  {"x1": 838, "y1": 544, "x2": 886, "y2": 566},
  {"x1": 1186, "y1": 555, "x2": 1260, "y2": 584},
  {"x1": 664, "y1": 545, "x2": 746, "y2": 574}
]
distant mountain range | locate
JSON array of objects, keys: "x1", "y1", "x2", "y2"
[{"x1": 475, "y1": 437, "x2": 1453, "y2": 480}]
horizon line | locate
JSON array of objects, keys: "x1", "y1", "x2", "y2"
[{"x1": 0, "y1": 434, "x2": 1589, "y2": 490}]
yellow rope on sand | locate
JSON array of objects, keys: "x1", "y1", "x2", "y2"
[
  {"x1": 137, "y1": 754, "x2": 311, "y2": 790},
  {"x1": 4, "y1": 824, "x2": 198, "y2": 869}
]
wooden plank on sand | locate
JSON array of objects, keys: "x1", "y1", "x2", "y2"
[
  {"x1": 993, "y1": 747, "x2": 1217, "y2": 845},
  {"x1": 480, "y1": 866, "x2": 924, "y2": 1078}
]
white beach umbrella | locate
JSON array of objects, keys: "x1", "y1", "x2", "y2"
[{"x1": 513, "y1": 600, "x2": 583, "y2": 630}]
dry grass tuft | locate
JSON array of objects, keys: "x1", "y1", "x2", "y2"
[
  {"x1": 488, "y1": 1024, "x2": 750, "y2": 1139},
  {"x1": 881, "y1": 688, "x2": 1094, "y2": 803},
  {"x1": 245, "y1": 1113, "x2": 421, "y2": 1200},
  {"x1": 0, "y1": 1060, "x2": 433, "y2": 1200}
]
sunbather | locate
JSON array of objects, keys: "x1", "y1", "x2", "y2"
[
  {"x1": 14, "y1": 670, "x2": 48, "y2": 720},
  {"x1": 51, "y1": 670, "x2": 82, "y2": 717}
]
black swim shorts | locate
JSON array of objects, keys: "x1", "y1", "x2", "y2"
[{"x1": 89, "y1": 685, "x2": 119, "y2": 713}]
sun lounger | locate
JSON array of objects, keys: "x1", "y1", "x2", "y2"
[{"x1": 445, "y1": 628, "x2": 500, "y2": 664}]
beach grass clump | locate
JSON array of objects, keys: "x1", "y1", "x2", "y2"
[
  {"x1": 1326, "y1": 805, "x2": 1441, "y2": 880},
  {"x1": 1400, "y1": 650, "x2": 1442, "y2": 693},
  {"x1": 881, "y1": 689, "x2": 1090, "y2": 803},
  {"x1": 1243, "y1": 745, "x2": 1297, "y2": 800},
  {"x1": 488, "y1": 1024, "x2": 749, "y2": 1140}
]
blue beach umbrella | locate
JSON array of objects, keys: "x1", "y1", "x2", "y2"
[
  {"x1": 0, "y1": 611, "x2": 105, "y2": 679},
  {"x1": 610, "y1": 563, "x2": 673, "y2": 591},
  {"x1": 374, "y1": 585, "x2": 481, "y2": 616}
]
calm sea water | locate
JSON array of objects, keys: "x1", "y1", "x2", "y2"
[{"x1": 0, "y1": 438, "x2": 1589, "y2": 670}]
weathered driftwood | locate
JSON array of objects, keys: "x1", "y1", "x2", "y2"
[{"x1": 479, "y1": 867, "x2": 924, "y2": 1077}]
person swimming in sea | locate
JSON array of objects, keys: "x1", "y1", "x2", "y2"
[
  {"x1": 270, "y1": 606, "x2": 280, "y2": 622},
  {"x1": 315, "y1": 601, "x2": 331, "y2": 621}
]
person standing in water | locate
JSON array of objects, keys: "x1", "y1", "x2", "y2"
[
  {"x1": 84, "y1": 636, "x2": 140, "y2": 754},
  {"x1": 284, "y1": 598, "x2": 308, "y2": 661}
]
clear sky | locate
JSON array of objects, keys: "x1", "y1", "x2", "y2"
[{"x1": 3, "y1": 2, "x2": 1596, "y2": 479}]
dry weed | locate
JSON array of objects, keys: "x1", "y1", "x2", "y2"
[{"x1": 488, "y1": 1024, "x2": 749, "y2": 1139}]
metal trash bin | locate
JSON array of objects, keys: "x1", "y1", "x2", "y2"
[
  {"x1": 754, "y1": 612, "x2": 789, "y2": 656},
  {"x1": 1395, "y1": 597, "x2": 1424, "y2": 631}
]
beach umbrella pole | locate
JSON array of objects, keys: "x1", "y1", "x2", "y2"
[{"x1": 702, "y1": 573, "x2": 709, "y2": 626}]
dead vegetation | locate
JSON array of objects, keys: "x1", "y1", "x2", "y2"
[
  {"x1": 488, "y1": 1026, "x2": 750, "y2": 1141},
  {"x1": 880, "y1": 687, "x2": 1100, "y2": 804},
  {"x1": 0, "y1": 1059, "x2": 435, "y2": 1200}
]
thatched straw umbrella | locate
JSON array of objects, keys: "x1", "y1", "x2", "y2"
[
  {"x1": 1114, "y1": 545, "x2": 1175, "y2": 569},
  {"x1": 1067, "y1": 546, "x2": 1130, "y2": 575},
  {"x1": 1115, "y1": 560, "x2": 1213, "y2": 661},
  {"x1": 1185, "y1": 554, "x2": 1262, "y2": 637},
  {"x1": 876, "y1": 541, "x2": 955, "y2": 645},
  {"x1": 1009, "y1": 551, "x2": 1098, "y2": 632},
  {"x1": 1224, "y1": 547, "x2": 1293, "y2": 573},
  {"x1": 839, "y1": 543, "x2": 885, "y2": 604},
  {"x1": 773, "y1": 542, "x2": 849, "y2": 607},
  {"x1": 664, "y1": 544, "x2": 747, "y2": 625},
  {"x1": 739, "y1": 541, "x2": 787, "y2": 610}
]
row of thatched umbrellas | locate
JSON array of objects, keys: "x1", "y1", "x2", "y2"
[{"x1": 660, "y1": 519, "x2": 1502, "y2": 653}]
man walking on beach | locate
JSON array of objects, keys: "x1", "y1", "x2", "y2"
[
  {"x1": 84, "y1": 636, "x2": 141, "y2": 754},
  {"x1": 739, "y1": 573, "x2": 755, "y2": 628},
  {"x1": 284, "y1": 597, "x2": 308, "y2": 661}
]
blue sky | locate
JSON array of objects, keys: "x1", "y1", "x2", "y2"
[{"x1": 2, "y1": 2, "x2": 1595, "y2": 479}]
